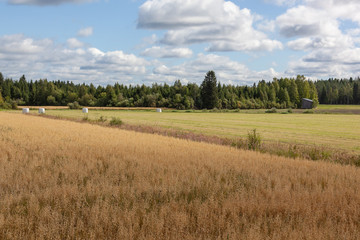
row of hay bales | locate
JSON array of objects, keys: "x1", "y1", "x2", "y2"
[
  {"x1": 22, "y1": 108, "x2": 162, "y2": 114},
  {"x1": 22, "y1": 108, "x2": 46, "y2": 114},
  {"x1": 22, "y1": 108, "x2": 88, "y2": 114}
]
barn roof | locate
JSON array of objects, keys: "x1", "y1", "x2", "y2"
[{"x1": 302, "y1": 98, "x2": 313, "y2": 102}]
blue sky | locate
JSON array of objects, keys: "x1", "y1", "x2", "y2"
[{"x1": 1, "y1": 0, "x2": 360, "y2": 86}]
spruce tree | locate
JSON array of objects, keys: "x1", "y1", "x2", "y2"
[{"x1": 200, "y1": 71, "x2": 218, "y2": 109}]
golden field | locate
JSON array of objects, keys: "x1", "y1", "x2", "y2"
[
  {"x1": 0, "y1": 112, "x2": 359, "y2": 239},
  {"x1": 41, "y1": 108, "x2": 360, "y2": 153}
]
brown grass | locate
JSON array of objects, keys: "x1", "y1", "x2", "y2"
[
  {"x1": 33, "y1": 113, "x2": 360, "y2": 166},
  {"x1": 0, "y1": 112, "x2": 360, "y2": 239}
]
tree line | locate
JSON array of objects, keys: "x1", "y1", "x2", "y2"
[
  {"x1": 315, "y1": 77, "x2": 360, "y2": 104},
  {"x1": 0, "y1": 71, "x2": 322, "y2": 110}
]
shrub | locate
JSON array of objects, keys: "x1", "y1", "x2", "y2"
[
  {"x1": 68, "y1": 101, "x2": 81, "y2": 109},
  {"x1": 303, "y1": 110, "x2": 314, "y2": 114},
  {"x1": 97, "y1": 116, "x2": 107, "y2": 123},
  {"x1": 287, "y1": 108, "x2": 293, "y2": 113},
  {"x1": 265, "y1": 108, "x2": 277, "y2": 113},
  {"x1": 247, "y1": 129, "x2": 261, "y2": 150},
  {"x1": 231, "y1": 138, "x2": 247, "y2": 149},
  {"x1": 210, "y1": 108, "x2": 220, "y2": 112},
  {"x1": 109, "y1": 117, "x2": 123, "y2": 126}
]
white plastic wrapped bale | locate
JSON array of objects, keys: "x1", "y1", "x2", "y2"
[
  {"x1": 156, "y1": 108, "x2": 162, "y2": 113},
  {"x1": 82, "y1": 108, "x2": 89, "y2": 113},
  {"x1": 38, "y1": 108, "x2": 45, "y2": 114},
  {"x1": 22, "y1": 108, "x2": 30, "y2": 114}
]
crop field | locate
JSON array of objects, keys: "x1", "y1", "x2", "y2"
[
  {"x1": 316, "y1": 104, "x2": 360, "y2": 114},
  {"x1": 0, "y1": 112, "x2": 359, "y2": 239},
  {"x1": 36, "y1": 108, "x2": 360, "y2": 153}
]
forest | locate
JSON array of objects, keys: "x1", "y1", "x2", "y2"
[{"x1": 0, "y1": 71, "x2": 358, "y2": 110}]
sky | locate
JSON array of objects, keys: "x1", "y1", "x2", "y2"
[{"x1": 1, "y1": 0, "x2": 360, "y2": 86}]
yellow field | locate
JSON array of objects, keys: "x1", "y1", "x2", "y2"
[
  {"x1": 0, "y1": 112, "x2": 360, "y2": 239},
  {"x1": 39, "y1": 109, "x2": 360, "y2": 153}
]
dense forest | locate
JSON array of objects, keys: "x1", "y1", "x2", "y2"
[
  {"x1": 315, "y1": 77, "x2": 360, "y2": 104},
  {"x1": 1, "y1": 71, "x2": 357, "y2": 110}
]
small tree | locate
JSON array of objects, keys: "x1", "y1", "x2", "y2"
[
  {"x1": 200, "y1": 71, "x2": 218, "y2": 109},
  {"x1": 247, "y1": 129, "x2": 261, "y2": 150},
  {"x1": 0, "y1": 90, "x2": 4, "y2": 108}
]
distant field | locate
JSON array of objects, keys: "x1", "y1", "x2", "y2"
[
  {"x1": 29, "y1": 108, "x2": 360, "y2": 153},
  {"x1": 1, "y1": 112, "x2": 359, "y2": 239},
  {"x1": 316, "y1": 104, "x2": 360, "y2": 114}
]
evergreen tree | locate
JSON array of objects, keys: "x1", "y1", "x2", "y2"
[
  {"x1": 200, "y1": 71, "x2": 218, "y2": 109},
  {"x1": 288, "y1": 80, "x2": 299, "y2": 106},
  {"x1": 353, "y1": 83, "x2": 359, "y2": 104},
  {"x1": 0, "y1": 90, "x2": 4, "y2": 106},
  {"x1": 320, "y1": 86, "x2": 328, "y2": 104}
]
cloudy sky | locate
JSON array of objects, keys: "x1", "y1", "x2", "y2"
[{"x1": 1, "y1": 0, "x2": 360, "y2": 86}]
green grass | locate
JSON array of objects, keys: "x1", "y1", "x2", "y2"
[
  {"x1": 20, "y1": 107, "x2": 360, "y2": 153},
  {"x1": 317, "y1": 104, "x2": 360, "y2": 110}
]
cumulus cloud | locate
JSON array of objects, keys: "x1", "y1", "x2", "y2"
[
  {"x1": 0, "y1": 34, "x2": 149, "y2": 84},
  {"x1": 0, "y1": 33, "x2": 286, "y2": 86},
  {"x1": 67, "y1": 38, "x2": 84, "y2": 48},
  {"x1": 0, "y1": 34, "x2": 52, "y2": 55},
  {"x1": 141, "y1": 46, "x2": 193, "y2": 58},
  {"x1": 275, "y1": 0, "x2": 360, "y2": 78},
  {"x1": 77, "y1": 27, "x2": 93, "y2": 37},
  {"x1": 138, "y1": 0, "x2": 282, "y2": 52},
  {"x1": 7, "y1": 0, "x2": 95, "y2": 6},
  {"x1": 149, "y1": 53, "x2": 280, "y2": 85}
]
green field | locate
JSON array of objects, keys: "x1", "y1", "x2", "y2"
[{"x1": 22, "y1": 106, "x2": 360, "y2": 153}]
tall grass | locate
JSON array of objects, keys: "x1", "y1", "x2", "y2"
[{"x1": 0, "y1": 112, "x2": 359, "y2": 239}]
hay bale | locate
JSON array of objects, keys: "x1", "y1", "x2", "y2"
[
  {"x1": 156, "y1": 108, "x2": 162, "y2": 113},
  {"x1": 38, "y1": 108, "x2": 45, "y2": 114},
  {"x1": 82, "y1": 108, "x2": 88, "y2": 113},
  {"x1": 22, "y1": 108, "x2": 29, "y2": 114}
]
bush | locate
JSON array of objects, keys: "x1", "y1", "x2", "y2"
[
  {"x1": 265, "y1": 107, "x2": 277, "y2": 113},
  {"x1": 97, "y1": 116, "x2": 107, "y2": 123},
  {"x1": 68, "y1": 101, "x2": 81, "y2": 109},
  {"x1": 303, "y1": 110, "x2": 314, "y2": 114},
  {"x1": 247, "y1": 129, "x2": 261, "y2": 150},
  {"x1": 109, "y1": 117, "x2": 123, "y2": 126},
  {"x1": 287, "y1": 108, "x2": 293, "y2": 113}
]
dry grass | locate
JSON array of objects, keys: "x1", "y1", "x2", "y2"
[
  {"x1": 17, "y1": 106, "x2": 171, "y2": 110},
  {"x1": 0, "y1": 112, "x2": 360, "y2": 239},
  {"x1": 39, "y1": 109, "x2": 360, "y2": 153}
]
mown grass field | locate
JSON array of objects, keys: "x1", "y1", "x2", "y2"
[
  {"x1": 34, "y1": 107, "x2": 360, "y2": 153},
  {"x1": 0, "y1": 112, "x2": 360, "y2": 239}
]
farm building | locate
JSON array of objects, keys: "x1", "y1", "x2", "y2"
[{"x1": 301, "y1": 98, "x2": 313, "y2": 109}]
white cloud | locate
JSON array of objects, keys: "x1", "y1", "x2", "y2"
[
  {"x1": 277, "y1": 6, "x2": 341, "y2": 38},
  {"x1": 77, "y1": 27, "x2": 93, "y2": 37},
  {"x1": 0, "y1": 34, "x2": 149, "y2": 85},
  {"x1": 0, "y1": 34, "x2": 52, "y2": 55},
  {"x1": 0, "y1": 34, "x2": 286, "y2": 86},
  {"x1": 7, "y1": 0, "x2": 95, "y2": 6},
  {"x1": 138, "y1": 0, "x2": 282, "y2": 52},
  {"x1": 275, "y1": 0, "x2": 360, "y2": 78},
  {"x1": 141, "y1": 46, "x2": 193, "y2": 58},
  {"x1": 138, "y1": 0, "x2": 222, "y2": 29},
  {"x1": 67, "y1": 38, "x2": 84, "y2": 48},
  {"x1": 149, "y1": 53, "x2": 280, "y2": 85}
]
